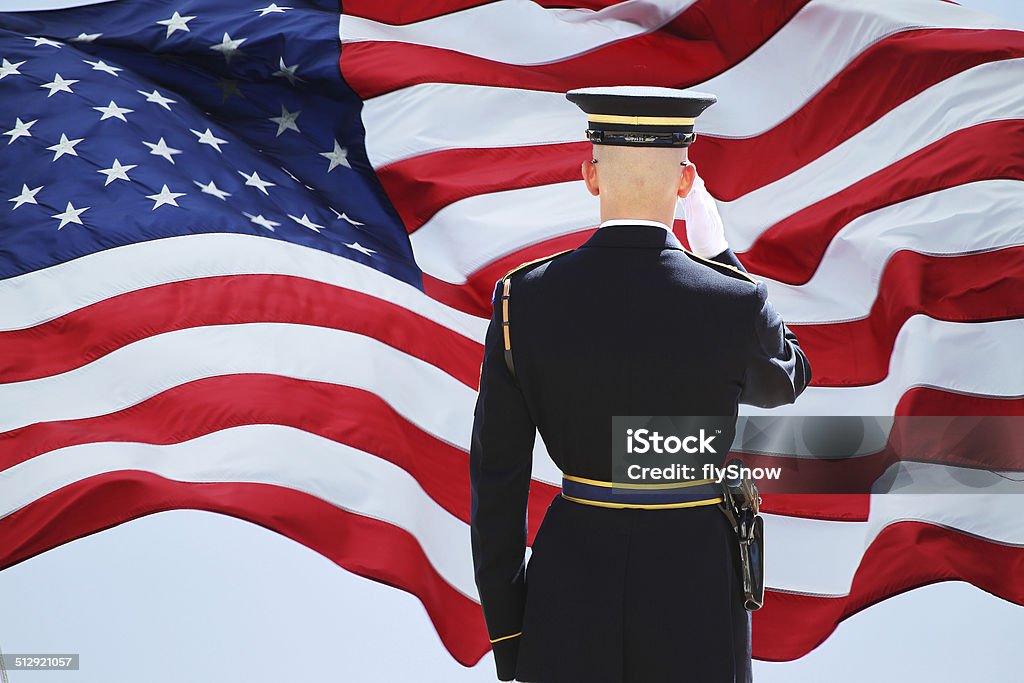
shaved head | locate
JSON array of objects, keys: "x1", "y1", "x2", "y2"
[
  {"x1": 592, "y1": 145, "x2": 687, "y2": 205},
  {"x1": 581, "y1": 144, "x2": 696, "y2": 226}
]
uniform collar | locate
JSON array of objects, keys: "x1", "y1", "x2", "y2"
[
  {"x1": 581, "y1": 219, "x2": 684, "y2": 250},
  {"x1": 599, "y1": 218, "x2": 673, "y2": 232}
]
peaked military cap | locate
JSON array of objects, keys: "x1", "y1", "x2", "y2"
[{"x1": 565, "y1": 85, "x2": 717, "y2": 148}]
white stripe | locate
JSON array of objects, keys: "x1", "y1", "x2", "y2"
[
  {"x1": 0, "y1": 425, "x2": 480, "y2": 601},
  {"x1": 341, "y1": 0, "x2": 696, "y2": 65},
  {"x1": 410, "y1": 176, "x2": 1024, "y2": 330},
  {"x1": 696, "y1": 0, "x2": 1021, "y2": 138},
  {"x1": 722, "y1": 58, "x2": 1024, "y2": 251},
  {"x1": 359, "y1": 7, "x2": 1019, "y2": 167},
  {"x1": 766, "y1": 463, "x2": 1024, "y2": 596},
  {"x1": 741, "y1": 317, "x2": 1024, "y2": 417},
  {"x1": 0, "y1": 323, "x2": 477, "y2": 441},
  {"x1": 410, "y1": 180, "x2": 597, "y2": 283},
  {"x1": 761, "y1": 180, "x2": 1024, "y2": 324},
  {"x1": 0, "y1": 234, "x2": 487, "y2": 337}
]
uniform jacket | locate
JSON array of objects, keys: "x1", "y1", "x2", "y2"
[{"x1": 469, "y1": 223, "x2": 812, "y2": 681}]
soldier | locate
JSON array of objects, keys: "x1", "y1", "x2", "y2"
[{"x1": 469, "y1": 86, "x2": 812, "y2": 683}]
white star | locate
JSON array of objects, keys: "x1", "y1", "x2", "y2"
[
  {"x1": 269, "y1": 104, "x2": 301, "y2": 137},
  {"x1": 238, "y1": 170, "x2": 275, "y2": 195},
  {"x1": 288, "y1": 213, "x2": 325, "y2": 233},
  {"x1": 193, "y1": 180, "x2": 231, "y2": 200},
  {"x1": 210, "y1": 32, "x2": 246, "y2": 63},
  {"x1": 83, "y1": 59, "x2": 121, "y2": 76},
  {"x1": 143, "y1": 137, "x2": 183, "y2": 164},
  {"x1": 137, "y1": 88, "x2": 177, "y2": 110},
  {"x1": 52, "y1": 201, "x2": 89, "y2": 229},
  {"x1": 94, "y1": 100, "x2": 133, "y2": 122},
  {"x1": 0, "y1": 58, "x2": 25, "y2": 80},
  {"x1": 255, "y1": 3, "x2": 292, "y2": 15},
  {"x1": 330, "y1": 207, "x2": 365, "y2": 225},
  {"x1": 344, "y1": 241, "x2": 376, "y2": 256},
  {"x1": 272, "y1": 57, "x2": 303, "y2": 85},
  {"x1": 319, "y1": 140, "x2": 351, "y2": 172},
  {"x1": 25, "y1": 36, "x2": 62, "y2": 48},
  {"x1": 71, "y1": 32, "x2": 102, "y2": 43},
  {"x1": 243, "y1": 212, "x2": 280, "y2": 231},
  {"x1": 8, "y1": 184, "x2": 42, "y2": 210},
  {"x1": 190, "y1": 128, "x2": 228, "y2": 152},
  {"x1": 40, "y1": 73, "x2": 78, "y2": 97},
  {"x1": 46, "y1": 133, "x2": 84, "y2": 161},
  {"x1": 3, "y1": 118, "x2": 36, "y2": 144},
  {"x1": 145, "y1": 184, "x2": 186, "y2": 210},
  {"x1": 156, "y1": 11, "x2": 195, "y2": 38},
  {"x1": 97, "y1": 159, "x2": 136, "y2": 186}
]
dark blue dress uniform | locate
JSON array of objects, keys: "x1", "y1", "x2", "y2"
[{"x1": 469, "y1": 87, "x2": 812, "y2": 683}]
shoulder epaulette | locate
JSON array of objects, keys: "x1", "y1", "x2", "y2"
[
  {"x1": 682, "y1": 249, "x2": 758, "y2": 285},
  {"x1": 500, "y1": 248, "x2": 573, "y2": 282},
  {"x1": 497, "y1": 249, "x2": 573, "y2": 379}
]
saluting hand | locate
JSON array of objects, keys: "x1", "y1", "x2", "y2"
[{"x1": 681, "y1": 166, "x2": 729, "y2": 258}]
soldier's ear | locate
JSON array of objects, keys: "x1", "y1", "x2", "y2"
[
  {"x1": 677, "y1": 162, "x2": 697, "y2": 199},
  {"x1": 582, "y1": 159, "x2": 600, "y2": 196}
]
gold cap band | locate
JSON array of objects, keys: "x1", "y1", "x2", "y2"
[{"x1": 587, "y1": 113, "x2": 696, "y2": 126}]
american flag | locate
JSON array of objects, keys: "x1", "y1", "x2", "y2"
[{"x1": 1, "y1": 0, "x2": 1022, "y2": 671}]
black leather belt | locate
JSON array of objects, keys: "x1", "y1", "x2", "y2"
[{"x1": 560, "y1": 474, "x2": 722, "y2": 509}]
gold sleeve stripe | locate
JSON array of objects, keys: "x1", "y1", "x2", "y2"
[
  {"x1": 588, "y1": 113, "x2": 695, "y2": 126},
  {"x1": 489, "y1": 632, "x2": 523, "y2": 644}
]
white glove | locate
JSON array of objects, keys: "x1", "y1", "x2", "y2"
[{"x1": 681, "y1": 167, "x2": 729, "y2": 258}]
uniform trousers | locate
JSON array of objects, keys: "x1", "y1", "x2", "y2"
[{"x1": 514, "y1": 494, "x2": 753, "y2": 683}]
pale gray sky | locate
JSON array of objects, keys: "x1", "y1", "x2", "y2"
[{"x1": 1, "y1": 1, "x2": 1022, "y2": 681}]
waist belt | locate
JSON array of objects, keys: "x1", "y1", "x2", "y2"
[{"x1": 560, "y1": 474, "x2": 723, "y2": 510}]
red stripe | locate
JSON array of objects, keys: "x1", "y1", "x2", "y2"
[
  {"x1": 759, "y1": 495, "x2": 868, "y2": 522},
  {"x1": 0, "y1": 471, "x2": 491, "y2": 667},
  {"x1": 896, "y1": 387, "x2": 1024, "y2": 416},
  {"x1": 792, "y1": 248, "x2": 1024, "y2": 387},
  {"x1": 342, "y1": 0, "x2": 644, "y2": 24},
  {"x1": 0, "y1": 374, "x2": 558, "y2": 535},
  {"x1": 0, "y1": 275, "x2": 482, "y2": 386},
  {"x1": 341, "y1": 0, "x2": 810, "y2": 99},
  {"x1": 372, "y1": 46, "x2": 1023, "y2": 237},
  {"x1": 754, "y1": 521, "x2": 1024, "y2": 660},
  {"x1": 422, "y1": 229, "x2": 595, "y2": 316},
  {"x1": 425, "y1": 238, "x2": 1024, "y2": 392},
  {"x1": 694, "y1": 29, "x2": 1024, "y2": 200},
  {"x1": 6, "y1": 475, "x2": 1019, "y2": 665},
  {"x1": 342, "y1": 0, "x2": 493, "y2": 23},
  {"x1": 737, "y1": 119, "x2": 1024, "y2": 285},
  {"x1": 413, "y1": 125, "x2": 1024, "y2": 353}
]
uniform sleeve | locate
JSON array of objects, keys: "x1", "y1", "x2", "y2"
[
  {"x1": 739, "y1": 280, "x2": 812, "y2": 407},
  {"x1": 469, "y1": 280, "x2": 537, "y2": 682},
  {"x1": 710, "y1": 248, "x2": 813, "y2": 408}
]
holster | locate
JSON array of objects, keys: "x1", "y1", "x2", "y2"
[{"x1": 717, "y1": 461, "x2": 765, "y2": 611}]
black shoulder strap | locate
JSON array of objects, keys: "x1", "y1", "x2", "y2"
[
  {"x1": 498, "y1": 249, "x2": 572, "y2": 378},
  {"x1": 682, "y1": 249, "x2": 758, "y2": 285}
]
